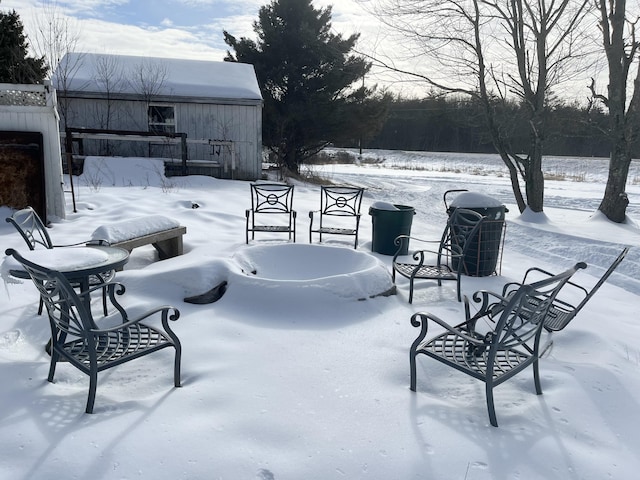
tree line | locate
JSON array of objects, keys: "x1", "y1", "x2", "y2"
[{"x1": 358, "y1": 96, "x2": 614, "y2": 158}]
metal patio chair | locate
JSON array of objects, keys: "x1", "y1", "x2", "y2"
[
  {"x1": 309, "y1": 185, "x2": 364, "y2": 248},
  {"x1": 498, "y1": 247, "x2": 629, "y2": 333},
  {"x1": 6, "y1": 206, "x2": 113, "y2": 315},
  {"x1": 245, "y1": 183, "x2": 296, "y2": 243},
  {"x1": 410, "y1": 262, "x2": 586, "y2": 427},
  {"x1": 392, "y1": 208, "x2": 486, "y2": 303},
  {"x1": 6, "y1": 248, "x2": 182, "y2": 414}
]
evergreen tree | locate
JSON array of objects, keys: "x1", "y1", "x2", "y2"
[
  {"x1": 224, "y1": 0, "x2": 389, "y2": 174},
  {"x1": 0, "y1": 9, "x2": 48, "y2": 84}
]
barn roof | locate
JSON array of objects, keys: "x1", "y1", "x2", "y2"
[{"x1": 53, "y1": 53, "x2": 262, "y2": 103}]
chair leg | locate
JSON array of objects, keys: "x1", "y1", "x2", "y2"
[
  {"x1": 174, "y1": 345, "x2": 182, "y2": 388},
  {"x1": 86, "y1": 369, "x2": 98, "y2": 414},
  {"x1": 408, "y1": 278, "x2": 415, "y2": 304},
  {"x1": 486, "y1": 382, "x2": 498, "y2": 427},
  {"x1": 533, "y1": 357, "x2": 543, "y2": 395},
  {"x1": 101, "y1": 287, "x2": 108, "y2": 316},
  {"x1": 47, "y1": 353, "x2": 58, "y2": 382},
  {"x1": 409, "y1": 351, "x2": 418, "y2": 391},
  {"x1": 38, "y1": 297, "x2": 44, "y2": 315}
]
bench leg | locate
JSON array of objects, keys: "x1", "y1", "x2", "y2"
[{"x1": 153, "y1": 236, "x2": 183, "y2": 259}]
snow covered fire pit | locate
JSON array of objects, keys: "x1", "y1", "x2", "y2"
[{"x1": 230, "y1": 244, "x2": 395, "y2": 301}]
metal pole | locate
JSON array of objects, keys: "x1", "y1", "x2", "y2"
[{"x1": 65, "y1": 129, "x2": 77, "y2": 213}]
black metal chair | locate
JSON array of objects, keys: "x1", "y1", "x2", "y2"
[
  {"x1": 499, "y1": 247, "x2": 629, "y2": 333},
  {"x1": 245, "y1": 183, "x2": 296, "y2": 243},
  {"x1": 392, "y1": 208, "x2": 486, "y2": 303},
  {"x1": 6, "y1": 206, "x2": 113, "y2": 315},
  {"x1": 409, "y1": 262, "x2": 586, "y2": 427},
  {"x1": 309, "y1": 186, "x2": 364, "y2": 249},
  {"x1": 6, "y1": 248, "x2": 182, "y2": 414}
]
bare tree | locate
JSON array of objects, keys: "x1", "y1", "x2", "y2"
[
  {"x1": 128, "y1": 58, "x2": 168, "y2": 106},
  {"x1": 93, "y1": 54, "x2": 124, "y2": 130},
  {"x1": 362, "y1": 0, "x2": 590, "y2": 213},
  {"x1": 589, "y1": 0, "x2": 638, "y2": 223},
  {"x1": 31, "y1": 0, "x2": 83, "y2": 129}
]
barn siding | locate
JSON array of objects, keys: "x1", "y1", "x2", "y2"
[{"x1": 62, "y1": 96, "x2": 262, "y2": 180}]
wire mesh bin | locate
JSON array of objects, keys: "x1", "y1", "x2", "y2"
[{"x1": 446, "y1": 191, "x2": 507, "y2": 276}]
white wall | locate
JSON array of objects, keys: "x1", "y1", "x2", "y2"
[{"x1": 0, "y1": 83, "x2": 66, "y2": 219}]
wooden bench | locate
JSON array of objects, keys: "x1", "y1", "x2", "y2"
[
  {"x1": 113, "y1": 226, "x2": 186, "y2": 260},
  {"x1": 92, "y1": 215, "x2": 186, "y2": 261}
]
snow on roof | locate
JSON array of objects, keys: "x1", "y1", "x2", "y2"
[{"x1": 53, "y1": 53, "x2": 262, "y2": 102}]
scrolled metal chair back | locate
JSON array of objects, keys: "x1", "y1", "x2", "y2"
[{"x1": 6, "y1": 207, "x2": 53, "y2": 250}]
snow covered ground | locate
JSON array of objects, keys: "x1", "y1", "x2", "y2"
[{"x1": 1, "y1": 149, "x2": 639, "y2": 480}]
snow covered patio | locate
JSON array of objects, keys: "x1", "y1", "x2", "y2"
[{"x1": 1, "y1": 152, "x2": 639, "y2": 479}]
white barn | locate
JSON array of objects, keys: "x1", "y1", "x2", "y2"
[{"x1": 53, "y1": 53, "x2": 263, "y2": 180}]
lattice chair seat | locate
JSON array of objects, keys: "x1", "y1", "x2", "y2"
[
  {"x1": 420, "y1": 328, "x2": 533, "y2": 381},
  {"x1": 64, "y1": 323, "x2": 175, "y2": 369}
]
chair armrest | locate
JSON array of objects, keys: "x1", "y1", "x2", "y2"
[
  {"x1": 90, "y1": 306, "x2": 180, "y2": 338},
  {"x1": 91, "y1": 305, "x2": 179, "y2": 332},
  {"x1": 80, "y1": 280, "x2": 123, "y2": 297},
  {"x1": 411, "y1": 311, "x2": 487, "y2": 347},
  {"x1": 521, "y1": 266, "x2": 589, "y2": 297},
  {"x1": 52, "y1": 240, "x2": 95, "y2": 248},
  {"x1": 466, "y1": 289, "x2": 513, "y2": 324},
  {"x1": 85, "y1": 239, "x2": 111, "y2": 247},
  {"x1": 392, "y1": 235, "x2": 441, "y2": 261}
]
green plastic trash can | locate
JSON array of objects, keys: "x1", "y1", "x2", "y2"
[{"x1": 369, "y1": 203, "x2": 415, "y2": 255}]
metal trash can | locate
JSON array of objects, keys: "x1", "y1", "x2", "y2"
[
  {"x1": 369, "y1": 202, "x2": 415, "y2": 255},
  {"x1": 446, "y1": 191, "x2": 507, "y2": 276}
]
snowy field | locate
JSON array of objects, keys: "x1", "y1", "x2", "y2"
[{"x1": 1, "y1": 149, "x2": 639, "y2": 480}]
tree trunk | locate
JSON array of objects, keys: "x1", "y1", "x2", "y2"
[
  {"x1": 599, "y1": 148, "x2": 631, "y2": 222},
  {"x1": 282, "y1": 149, "x2": 299, "y2": 175},
  {"x1": 497, "y1": 153, "x2": 527, "y2": 213},
  {"x1": 525, "y1": 134, "x2": 545, "y2": 213}
]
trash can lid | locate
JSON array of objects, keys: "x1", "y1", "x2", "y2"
[
  {"x1": 370, "y1": 201, "x2": 400, "y2": 211},
  {"x1": 449, "y1": 192, "x2": 503, "y2": 208}
]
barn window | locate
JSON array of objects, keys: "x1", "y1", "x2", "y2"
[{"x1": 148, "y1": 104, "x2": 176, "y2": 134}]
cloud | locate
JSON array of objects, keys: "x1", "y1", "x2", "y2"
[{"x1": 75, "y1": 17, "x2": 227, "y2": 60}]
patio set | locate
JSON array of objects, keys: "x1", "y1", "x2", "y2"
[{"x1": 2, "y1": 184, "x2": 629, "y2": 426}]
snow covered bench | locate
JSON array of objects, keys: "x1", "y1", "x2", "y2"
[{"x1": 92, "y1": 215, "x2": 186, "y2": 261}]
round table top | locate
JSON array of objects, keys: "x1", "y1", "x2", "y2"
[{"x1": 4, "y1": 245, "x2": 130, "y2": 280}]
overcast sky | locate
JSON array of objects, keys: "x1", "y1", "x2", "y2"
[
  {"x1": 2, "y1": 0, "x2": 419, "y2": 93},
  {"x1": 3, "y1": 0, "x2": 599, "y2": 101}
]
